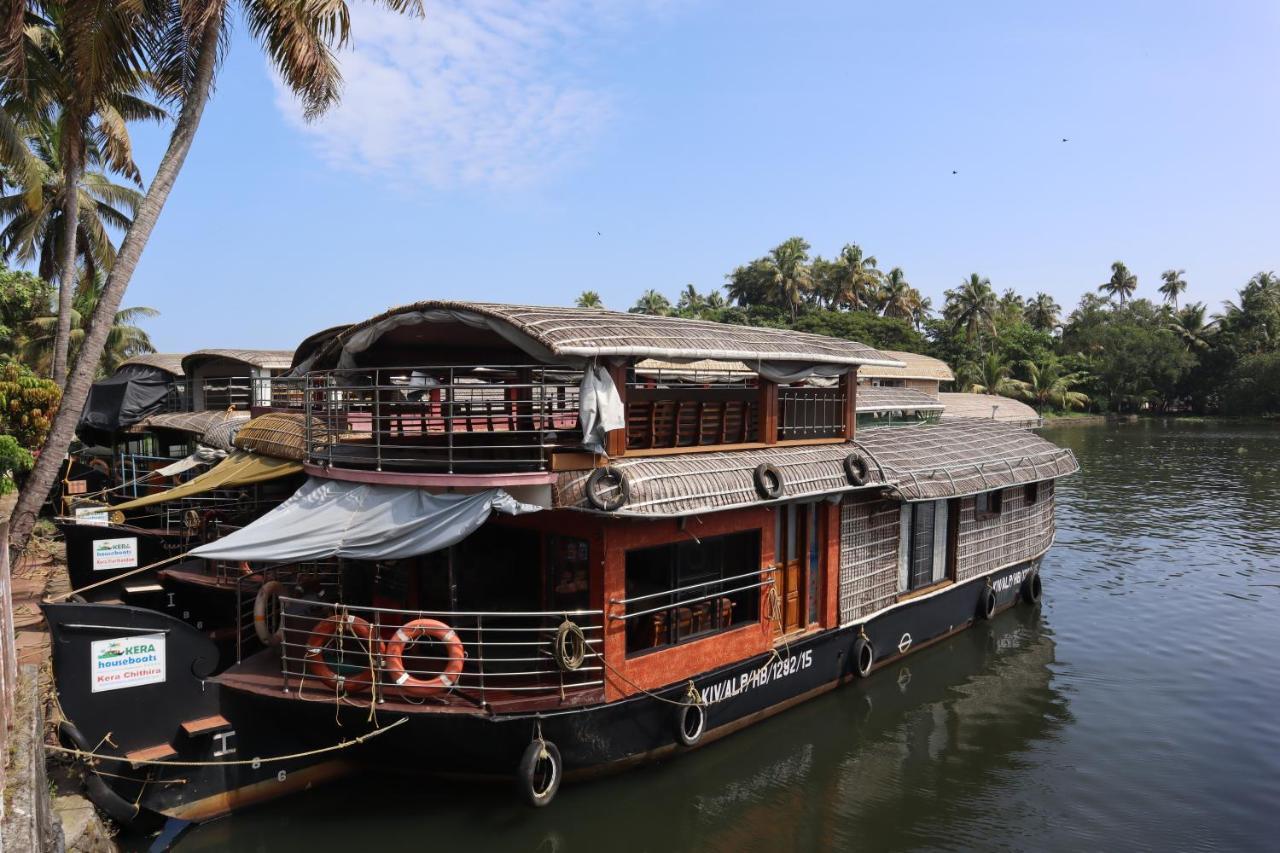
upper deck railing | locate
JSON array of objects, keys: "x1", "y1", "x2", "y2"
[{"x1": 252, "y1": 362, "x2": 855, "y2": 475}]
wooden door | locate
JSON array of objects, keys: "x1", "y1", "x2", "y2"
[{"x1": 777, "y1": 503, "x2": 805, "y2": 634}]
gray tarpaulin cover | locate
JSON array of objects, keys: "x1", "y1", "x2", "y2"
[
  {"x1": 154, "y1": 445, "x2": 225, "y2": 477},
  {"x1": 189, "y1": 478, "x2": 540, "y2": 563},
  {"x1": 579, "y1": 365, "x2": 625, "y2": 453}
]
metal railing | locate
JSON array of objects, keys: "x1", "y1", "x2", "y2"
[
  {"x1": 611, "y1": 568, "x2": 774, "y2": 653},
  {"x1": 302, "y1": 365, "x2": 586, "y2": 474},
  {"x1": 234, "y1": 562, "x2": 344, "y2": 664},
  {"x1": 778, "y1": 386, "x2": 847, "y2": 439},
  {"x1": 276, "y1": 598, "x2": 605, "y2": 706}
]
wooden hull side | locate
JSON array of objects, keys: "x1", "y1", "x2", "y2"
[{"x1": 62, "y1": 559, "x2": 1041, "y2": 823}]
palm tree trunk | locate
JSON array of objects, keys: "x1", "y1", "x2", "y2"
[
  {"x1": 51, "y1": 138, "x2": 82, "y2": 388},
  {"x1": 8, "y1": 17, "x2": 222, "y2": 555}
]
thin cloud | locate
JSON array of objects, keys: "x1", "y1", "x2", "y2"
[{"x1": 274, "y1": 1, "x2": 663, "y2": 188}]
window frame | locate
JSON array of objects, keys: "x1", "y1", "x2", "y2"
[{"x1": 975, "y1": 489, "x2": 1004, "y2": 520}]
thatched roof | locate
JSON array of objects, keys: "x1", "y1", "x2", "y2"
[
  {"x1": 554, "y1": 419, "x2": 1077, "y2": 516},
  {"x1": 857, "y1": 386, "x2": 944, "y2": 414},
  {"x1": 234, "y1": 412, "x2": 325, "y2": 462},
  {"x1": 314, "y1": 302, "x2": 903, "y2": 369},
  {"x1": 118, "y1": 353, "x2": 186, "y2": 376},
  {"x1": 135, "y1": 410, "x2": 250, "y2": 451},
  {"x1": 859, "y1": 350, "x2": 955, "y2": 382},
  {"x1": 182, "y1": 349, "x2": 294, "y2": 374},
  {"x1": 852, "y1": 419, "x2": 1077, "y2": 501},
  {"x1": 939, "y1": 392, "x2": 1041, "y2": 427}
]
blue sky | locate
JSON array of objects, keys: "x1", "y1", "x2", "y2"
[{"x1": 118, "y1": 0, "x2": 1280, "y2": 353}]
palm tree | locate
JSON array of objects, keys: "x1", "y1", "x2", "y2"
[
  {"x1": 0, "y1": 120, "x2": 141, "y2": 293},
  {"x1": 766, "y1": 237, "x2": 812, "y2": 322},
  {"x1": 704, "y1": 290, "x2": 726, "y2": 310},
  {"x1": 7, "y1": 2, "x2": 164, "y2": 388},
  {"x1": 7, "y1": 0, "x2": 424, "y2": 552},
  {"x1": 675, "y1": 284, "x2": 705, "y2": 315},
  {"x1": 879, "y1": 267, "x2": 926, "y2": 326},
  {"x1": 963, "y1": 352, "x2": 1026, "y2": 397},
  {"x1": 1158, "y1": 269, "x2": 1187, "y2": 308},
  {"x1": 574, "y1": 290, "x2": 602, "y2": 308},
  {"x1": 945, "y1": 273, "x2": 998, "y2": 342},
  {"x1": 21, "y1": 268, "x2": 157, "y2": 377},
  {"x1": 1024, "y1": 292, "x2": 1061, "y2": 333},
  {"x1": 1098, "y1": 261, "x2": 1138, "y2": 304},
  {"x1": 828, "y1": 242, "x2": 881, "y2": 311},
  {"x1": 1169, "y1": 302, "x2": 1215, "y2": 351},
  {"x1": 630, "y1": 289, "x2": 671, "y2": 316},
  {"x1": 1017, "y1": 358, "x2": 1089, "y2": 414}
]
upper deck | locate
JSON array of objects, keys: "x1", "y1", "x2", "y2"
[{"x1": 246, "y1": 302, "x2": 903, "y2": 482}]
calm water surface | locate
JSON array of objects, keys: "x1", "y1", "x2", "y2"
[{"x1": 175, "y1": 420, "x2": 1280, "y2": 852}]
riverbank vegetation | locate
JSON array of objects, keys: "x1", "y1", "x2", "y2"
[{"x1": 580, "y1": 239, "x2": 1280, "y2": 417}]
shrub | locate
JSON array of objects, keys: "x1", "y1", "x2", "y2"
[{"x1": 0, "y1": 434, "x2": 33, "y2": 495}]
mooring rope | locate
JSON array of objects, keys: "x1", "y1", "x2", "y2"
[
  {"x1": 44, "y1": 716, "x2": 408, "y2": 767},
  {"x1": 597, "y1": 653, "x2": 704, "y2": 708},
  {"x1": 45, "y1": 552, "x2": 194, "y2": 603}
]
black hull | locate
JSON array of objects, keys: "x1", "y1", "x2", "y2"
[
  {"x1": 57, "y1": 520, "x2": 188, "y2": 600},
  {"x1": 47, "y1": 560, "x2": 1041, "y2": 824}
]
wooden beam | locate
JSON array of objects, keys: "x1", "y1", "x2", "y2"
[
  {"x1": 605, "y1": 362, "x2": 628, "y2": 458},
  {"x1": 759, "y1": 379, "x2": 778, "y2": 445},
  {"x1": 841, "y1": 369, "x2": 857, "y2": 440}
]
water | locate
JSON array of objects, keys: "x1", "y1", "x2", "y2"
[{"x1": 174, "y1": 420, "x2": 1280, "y2": 852}]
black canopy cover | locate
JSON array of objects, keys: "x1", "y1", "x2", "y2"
[{"x1": 77, "y1": 365, "x2": 177, "y2": 444}]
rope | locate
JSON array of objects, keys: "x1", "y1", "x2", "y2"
[
  {"x1": 597, "y1": 654, "x2": 704, "y2": 708},
  {"x1": 47, "y1": 552, "x2": 193, "y2": 602},
  {"x1": 45, "y1": 716, "x2": 408, "y2": 767}
]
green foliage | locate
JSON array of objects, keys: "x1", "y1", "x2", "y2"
[
  {"x1": 791, "y1": 310, "x2": 926, "y2": 352},
  {"x1": 0, "y1": 358, "x2": 61, "y2": 448},
  {"x1": 575, "y1": 290, "x2": 602, "y2": 308},
  {"x1": 0, "y1": 434, "x2": 34, "y2": 495},
  {"x1": 1220, "y1": 351, "x2": 1280, "y2": 415},
  {"x1": 0, "y1": 264, "x2": 53, "y2": 355}
]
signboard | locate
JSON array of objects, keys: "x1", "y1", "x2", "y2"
[
  {"x1": 90, "y1": 634, "x2": 166, "y2": 693},
  {"x1": 74, "y1": 506, "x2": 109, "y2": 526},
  {"x1": 92, "y1": 537, "x2": 138, "y2": 572}
]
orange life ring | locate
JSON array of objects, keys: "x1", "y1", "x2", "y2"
[
  {"x1": 238, "y1": 561, "x2": 253, "y2": 576},
  {"x1": 304, "y1": 614, "x2": 375, "y2": 694},
  {"x1": 382, "y1": 618, "x2": 465, "y2": 698}
]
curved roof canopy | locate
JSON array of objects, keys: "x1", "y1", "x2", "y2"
[
  {"x1": 554, "y1": 419, "x2": 1077, "y2": 516},
  {"x1": 859, "y1": 350, "x2": 955, "y2": 382},
  {"x1": 117, "y1": 353, "x2": 186, "y2": 377},
  {"x1": 857, "y1": 386, "x2": 945, "y2": 413},
  {"x1": 306, "y1": 302, "x2": 903, "y2": 374},
  {"x1": 136, "y1": 410, "x2": 250, "y2": 451},
  {"x1": 939, "y1": 392, "x2": 1041, "y2": 426},
  {"x1": 182, "y1": 348, "x2": 293, "y2": 374}
]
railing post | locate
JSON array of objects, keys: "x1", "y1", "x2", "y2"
[
  {"x1": 374, "y1": 368, "x2": 383, "y2": 472},
  {"x1": 476, "y1": 615, "x2": 486, "y2": 708}
]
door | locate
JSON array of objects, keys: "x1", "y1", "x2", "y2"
[{"x1": 776, "y1": 502, "x2": 819, "y2": 634}]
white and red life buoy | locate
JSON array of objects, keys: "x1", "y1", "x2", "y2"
[{"x1": 382, "y1": 618, "x2": 465, "y2": 698}]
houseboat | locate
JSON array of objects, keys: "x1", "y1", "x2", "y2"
[{"x1": 44, "y1": 303, "x2": 1077, "y2": 826}]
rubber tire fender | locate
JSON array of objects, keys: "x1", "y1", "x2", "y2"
[
  {"x1": 675, "y1": 703, "x2": 706, "y2": 747},
  {"x1": 843, "y1": 453, "x2": 869, "y2": 487},
  {"x1": 518, "y1": 739, "x2": 563, "y2": 808},
  {"x1": 584, "y1": 466, "x2": 629, "y2": 512},
  {"x1": 980, "y1": 586, "x2": 997, "y2": 620},
  {"x1": 753, "y1": 463, "x2": 784, "y2": 500},
  {"x1": 1022, "y1": 571, "x2": 1043, "y2": 605},
  {"x1": 254, "y1": 580, "x2": 286, "y2": 646},
  {"x1": 853, "y1": 636, "x2": 874, "y2": 678},
  {"x1": 59, "y1": 721, "x2": 139, "y2": 825}
]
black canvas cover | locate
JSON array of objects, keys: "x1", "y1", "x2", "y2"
[{"x1": 77, "y1": 365, "x2": 176, "y2": 444}]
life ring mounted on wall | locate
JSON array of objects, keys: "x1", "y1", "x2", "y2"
[{"x1": 304, "y1": 613, "x2": 376, "y2": 694}]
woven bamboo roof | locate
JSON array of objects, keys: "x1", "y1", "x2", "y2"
[
  {"x1": 939, "y1": 392, "x2": 1041, "y2": 427},
  {"x1": 857, "y1": 386, "x2": 945, "y2": 413},
  {"x1": 182, "y1": 349, "x2": 294, "y2": 373},
  {"x1": 853, "y1": 419, "x2": 1077, "y2": 501},
  {"x1": 555, "y1": 419, "x2": 1076, "y2": 516},
  {"x1": 234, "y1": 412, "x2": 327, "y2": 462},
  {"x1": 135, "y1": 410, "x2": 250, "y2": 451},
  {"x1": 118, "y1": 353, "x2": 186, "y2": 376},
  {"x1": 859, "y1": 350, "x2": 955, "y2": 382},
  {"x1": 317, "y1": 302, "x2": 903, "y2": 368}
]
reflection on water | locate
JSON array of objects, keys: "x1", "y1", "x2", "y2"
[{"x1": 173, "y1": 421, "x2": 1280, "y2": 852}]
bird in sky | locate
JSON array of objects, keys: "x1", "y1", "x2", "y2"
[
  {"x1": 952, "y1": 170, "x2": 958, "y2": 175},
  {"x1": 1062, "y1": 138, "x2": 1069, "y2": 142}
]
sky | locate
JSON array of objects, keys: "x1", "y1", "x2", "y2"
[{"x1": 113, "y1": 0, "x2": 1280, "y2": 353}]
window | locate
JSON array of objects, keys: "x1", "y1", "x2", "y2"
[
  {"x1": 1024, "y1": 482, "x2": 1040, "y2": 504},
  {"x1": 975, "y1": 489, "x2": 1003, "y2": 519},
  {"x1": 899, "y1": 501, "x2": 949, "y2": 592},
  {"x1": 624, "y1": 530, "x2": 762, "y2": 655}
]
